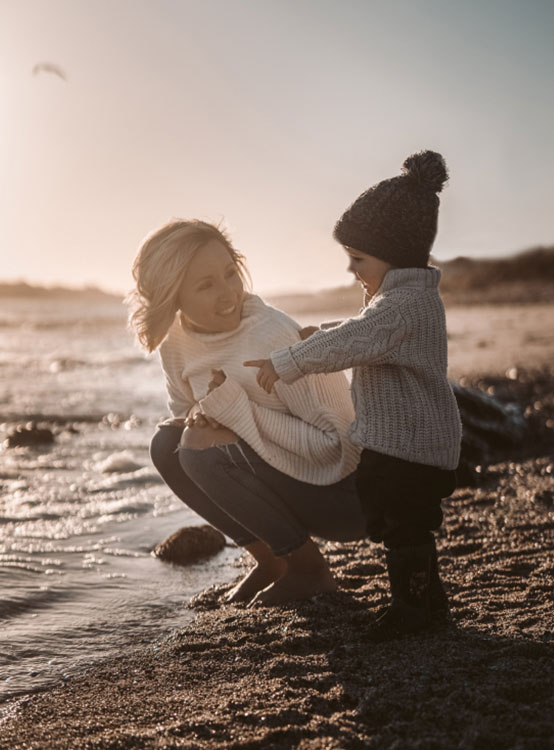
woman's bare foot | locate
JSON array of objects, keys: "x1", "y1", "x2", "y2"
[
  {"x1": 251, "y1": 568, "x2": 337, "y2": 605},
  {"x1": 249, "y1": 539, "x2": 337, "y2": 606},
  {"x1": 226, "y1": 558, "x2": 287, "y2": 603},
  {"x1": 225, "y1": 541, "x2": 287, "y2": 603}
]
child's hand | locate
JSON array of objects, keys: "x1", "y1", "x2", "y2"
[
  {"x1": 243, "y1": 359, "x2": 280, "y2": 393},
  {"x1": 299, "y1": 325, "x2": 319, "y2": 340}
]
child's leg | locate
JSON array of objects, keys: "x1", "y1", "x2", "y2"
[{"x1": 356, "y1": 449, "x2": 456, "y2": 639}]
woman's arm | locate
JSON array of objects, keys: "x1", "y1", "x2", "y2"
[
  {"x1": 161, "y1": 361, "x2": 196, "y2": 418},
  {"x1": 198, "y1": 373, "x2": 359, "y2": 484},
  {"x1": 200, "y1": 378, "x2": 340, "y2": 464},
  {"x1": 178, "y1": 370, "x2": 238, "y2": 449}
]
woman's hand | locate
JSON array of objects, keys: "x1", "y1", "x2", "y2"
[
  {"x1": 207, "y1": 369, "x2": 226, "y2": 394},
  {"x1": 243, "y1": 359, "x2": 280, "y2": 394},
  {"x1": 180, "y1": 411, "x2": 238, "y2": 449},
  {"x1": 185, "y1": 412, "x2": 222, "y2": 430},
  {"x1": 299, "y1": 325, "x2": 319, "y2": 340},
  {"x1": 159, "y1": 417, "x2": 188, "y2": 428}
]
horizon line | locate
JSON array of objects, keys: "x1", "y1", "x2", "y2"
[{"x1": 1, "y1": 244, "x2": 552, "y2": 299}]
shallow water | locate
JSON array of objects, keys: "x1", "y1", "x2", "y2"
[{"x1": 0, "y1": 296, "x2": 240, "y2": 702}]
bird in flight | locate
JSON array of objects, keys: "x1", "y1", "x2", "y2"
[{"x1": 32, "y1": 62, "x2": 67, "y2": 81}]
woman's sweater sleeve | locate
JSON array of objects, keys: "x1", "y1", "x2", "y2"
[
  {"x1": 271, "y1": 300, "x2": 406, "y2": 383},
  {"x1": 199, "y1": 375, "x2": 357, "y2": 484},
  {"x1": 159, "y1": 350, "x2": 196, "y2": 418}
]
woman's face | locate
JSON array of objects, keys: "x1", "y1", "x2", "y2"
[{"x1": 177, "y1": 240, "x2": 245, "y2": 333}]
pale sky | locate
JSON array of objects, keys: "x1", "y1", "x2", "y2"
[{"x1": 1, "y1": 0, "x2": 553, "y2": 294}]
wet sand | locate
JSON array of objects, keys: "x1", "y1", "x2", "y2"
[{"x1": 1, "y1": 311, "x2": 554, "y2": 749}]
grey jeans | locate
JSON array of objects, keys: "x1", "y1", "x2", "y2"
[{"x1": 150, "y1": 426, "x2": 365, "y2": 556}]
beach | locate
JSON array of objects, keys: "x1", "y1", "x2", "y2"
[
  {"x1": 1, "y1": 431, "x2": 553, "y2": 748},
  {"x1": 1, "y1": 297, "x2": 553, "y2": 749},
  {"x1": 5, "y1": 0, "x2": 554, "y2": 741}
]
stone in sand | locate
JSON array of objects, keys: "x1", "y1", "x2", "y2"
[
  {"x1": 4, "y1": 422, "x2": 55, "y2": 448},
  {"x1": 153, "y1": 525, "x2": 226, "y2": 565}
]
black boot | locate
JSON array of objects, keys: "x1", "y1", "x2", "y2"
[{"x1": 367, "y1": 541, "x2": 448, "y2": 642}]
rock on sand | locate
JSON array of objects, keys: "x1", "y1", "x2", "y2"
[{"x1": 152, "y1": 524, "x2": 226, "y2": 565}]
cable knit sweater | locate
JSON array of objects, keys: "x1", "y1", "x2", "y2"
[
  {"x1": 270, "y1": 267, "x2": 462, "y2": 470},
  {"x1": 158, "y1": 294, "x2": 361, "y2": 485}
]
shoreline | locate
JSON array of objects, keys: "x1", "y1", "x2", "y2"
[{"x1": 1, "y1": 370, "x2": 553, "y2": 749}]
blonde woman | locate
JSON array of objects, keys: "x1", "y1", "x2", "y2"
[{"x1": 128, "y1": 220, "x2": 365, "y2": 605}]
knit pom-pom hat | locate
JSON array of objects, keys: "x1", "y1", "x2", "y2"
[{"x1": 333, "y1": 150, "x2": 449, "y2": 268}]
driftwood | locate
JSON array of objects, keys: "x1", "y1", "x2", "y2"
[{"x1": 453, "y1": 382, "x2": 529, "y2": 486}]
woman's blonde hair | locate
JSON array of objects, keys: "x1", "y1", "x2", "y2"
[{"x1": 127, "y1": 219, "x2": 250, "y2": 352}]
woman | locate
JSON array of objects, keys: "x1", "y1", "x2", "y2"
[{"x1": 128, "y1": 219, "x2": 365, "y2": 605}]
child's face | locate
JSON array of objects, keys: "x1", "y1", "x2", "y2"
[
  {"x1": 344, "y1": 246, "x2": 392, "y2": 300},
  {"x1": 177, "y1": 240, "x2": 245, "y2": 333}
]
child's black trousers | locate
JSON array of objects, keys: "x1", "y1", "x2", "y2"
[{"x1": 355, "y1": 449, "x2": 457, "y2": 550}]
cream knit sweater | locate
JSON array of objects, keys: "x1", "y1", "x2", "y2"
[
  {"x1": 158, "y1": 294, "x2": 361, "y2": 485},
  {"x1": 271, "y1": 268, "x2": 462, "y2": 470}
]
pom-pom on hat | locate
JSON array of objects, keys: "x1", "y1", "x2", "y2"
[{"x1": 333, "y1": 150, "x2": 449, "y2": 268}]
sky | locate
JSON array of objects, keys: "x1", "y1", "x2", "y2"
[{"x1": 1, "y1": 0, "x2": 553, "y2": 295}]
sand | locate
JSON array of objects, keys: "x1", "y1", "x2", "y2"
[
  {"x1": 1, "y1": 306, "x2": 553, "y2": 750},
  {"x1": 1, "y1": 443, "x2": 552, "y2": 750},
  {"x1": 445, "y1": 303, "x2": 554, "y2": 380}
]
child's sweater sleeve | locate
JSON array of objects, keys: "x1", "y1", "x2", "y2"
[{"x1": 271, "y1": 301, "x2": 407, "y2": 383}]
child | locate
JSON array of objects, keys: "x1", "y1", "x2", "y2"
[{"x1": 245, "y1": 150, "x2": 462, "y2": 639}]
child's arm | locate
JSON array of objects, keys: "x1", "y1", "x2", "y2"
[
  {"x1": 244, "y1": 320, "x2": 343, "y2": 393},
  {"x1": 245, "y1": 303, "x2": 406, "y2": 392},
  {"x1": 299, "y1": 320, "x2": 344, "y2": 338},
  {"x1": 243, "y1": 323, "x2": 333, "y2": 392}
]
